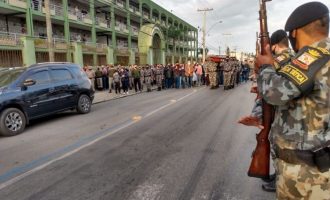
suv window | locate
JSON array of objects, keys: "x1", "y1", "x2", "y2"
[
  {"x1": 0, "y1": 69, "x2": 26, "y2": 87},
  {"x1": 70, "y1": 67, "x2": 85, "y2": 79},
  {"x1": 27, "y1": 70, "x2": 51, "y2": 85},
  {"x1": 50, "y1": 69, "x2": 73, "y2": 82}
]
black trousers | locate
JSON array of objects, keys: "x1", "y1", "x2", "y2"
[{"x1": 134, "y1": 78, "x2": 141, "y2": 92}]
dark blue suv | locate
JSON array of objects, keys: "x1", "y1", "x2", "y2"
[{"x1": 0, "y1": 63, "x2": 94, "y2": 136}]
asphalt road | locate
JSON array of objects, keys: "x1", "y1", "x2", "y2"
[{"x1": 0, "y1": 84, "x2": 275, "y2": 200}]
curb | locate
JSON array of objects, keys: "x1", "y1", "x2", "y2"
[{"x1": 92, "y1": 87, "x2": 158, "y2": 105}]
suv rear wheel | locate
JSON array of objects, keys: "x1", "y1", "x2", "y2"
[
  {"x1": 77, "y1": 94, "x2": 91, "y2": 114},
  {"x1": 0, "y1": 108, "x2": 26, "y2": 137}
]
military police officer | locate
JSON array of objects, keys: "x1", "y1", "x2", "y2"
[
  {"x1": 256, "y1": 2, "x2": 330, "y2": 199},
  {"x1": 222, "y1": 58, "x2": 232, "y2": 90},
  {"x1": 144, "y1": 65, "x2": 153, "y2": 92}
]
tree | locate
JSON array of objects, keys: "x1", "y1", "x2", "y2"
[{"x1": 45, "y1": 0, "x2": 54, "y2": 62}]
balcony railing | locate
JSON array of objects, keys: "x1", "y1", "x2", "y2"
[
  {"x1": 96, "y1": 43, "x2": 108, "y2": 53},
  {"x1": 95, "y1": 17, "x2": 110, "y2": 28},
  {"x1": 34, "y1": 37, "x2": 67, "y2": 49},
  {"x1": 116, "y1": 0, "x2": 124, "y2": 8},
  {"x1": 68, "y1": 8, "x2": 79, "y2": 21},
  {"x1": 83, "y1": 14, "x2": 93, "y2": 25},
  {"x1": 131, "y1": 47, "x2": 138, "y2": 52},
  {"x1": 129, "y1": 5, "x2": 140, "y2": 15},
  {"x1": 0, "y1": 31, "x2": 24, "y2": 46},
  {"x1": 82, "y1": 41, "x2": 96, "y2": 52},
  {"x1": 68, "y1": 7, "x2": 89, "y2": 23},
  {"x1": 143, "y1": 12, "x2": 149, "y2": 19},
  {"x1": 4, "y1": 0, "x2": 27, "y2": 9}
]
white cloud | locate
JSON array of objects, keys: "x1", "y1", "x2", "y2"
[{"x1": 152, "y1": 0, "x2": 330, "y2": 54}]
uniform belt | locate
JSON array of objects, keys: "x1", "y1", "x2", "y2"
[{"x1": 275, "y1": 145, "x2": 315, "y2": 167}]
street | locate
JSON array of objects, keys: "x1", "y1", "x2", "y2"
[{"x1": 0, "y1": 84, "x2": 274, "y2": 200}]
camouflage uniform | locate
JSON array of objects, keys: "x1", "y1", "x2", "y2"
[
  {"x1": 205, "y1": 62, "x2": 218, "y2": 89},
  {"x1": 258, "y1": 38, "x2": 330, "y2": 199},
  {"x1": 230, "y1": 61, "x2": 237, "y2": 88},
  {"x1": 140, "y1": 67, "x2": 145, "y2": 90},
  {"x1": 155, "y1": 67, "x2": 163, "y2": 90},
  {"x1": 222, "y1": 61, "x2": 232, "y2": 90},
  {"x1": 144, "y1": 67, "x2": 153, "y2": 92}
]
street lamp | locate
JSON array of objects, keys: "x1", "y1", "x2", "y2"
[
  {"x1": 199, "y1": 20, "x2": 223, "y2": 63},
  {"x1": 207, "y1": 21, "x2": 222, "y2": 35}
]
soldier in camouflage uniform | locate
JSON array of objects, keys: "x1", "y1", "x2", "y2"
[
  {"x1": 222, "y1": 58, "x2": 232, "y2": 90},
  {"x1": 205, "y1": 59, "x2": 218, "y2": 89},
  {"x1": 144, "y1": 65, "x2": 153, "y2": 92},
  {"x1": 256, "y1": 2, "x2": 330, "y2": 199},
  {"x1": 229, "y1": 59, "x2": 237, "y2": 89},
  {"x1": 155, "y1": 65, "x2": 163, "y2": 91}
]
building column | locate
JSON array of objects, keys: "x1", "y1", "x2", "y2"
[
  {"x1": 127, "y1": 12, "x2": 131, "y2": 50},
  {"x1": 139, "y1": 2, "x2": 142, "y2": 26},
  {"x1": 147, "y1": 48, "x2": 153, "y2": 65},
  {"x1": 111, "y1": 5, "x2": 117, "y2": 64},
  {"x1": 62, "y1": 0, "x2": 71, "y2": 62},
  {"x1": 73, "y1": 42, "x2": 83, "y2": 66},
  {"x1": 106, "y1": 47, "x2": 114, "y2": 64},
  {"x1": 195, "y1": 31, "x2": 198, "y2": 61},
  {"x1": 90, "y1": 0, "x2": 97, "y2": 66},
  {"x1": 26, "y1": 0, "x2": 34, "y2": 37},
  {"x1": 129, "y1": 50, "x2": 135, "y2": 65},
  {"x1": 160, "y1": 49, "x2": 165, "y2": 65},
  {"x1": 22, "y1": 36, "x2": 36, "y2": 66}
]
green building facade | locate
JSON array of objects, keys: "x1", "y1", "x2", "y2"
[{"x1": 0, "y1": 0, "x2": 198, "y2": 67}]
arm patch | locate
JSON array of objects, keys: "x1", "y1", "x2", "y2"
[{"x1": 277, "y1": 46, "x2": 330, "y2": 95}]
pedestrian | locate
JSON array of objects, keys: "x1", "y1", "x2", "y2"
[
  {"x1": 132, "y1": 65, "x2": 141, "y2": 92},
  {"x1": 95, "y1": 67, "x2": 103, "y2": 90},
  {"x1": 256, "y1": 2, "x2": 330, "y2": 199},
  {"x1": 86, "y1": 66, "x2": 95, "y2": 90},
  {"x1": 108, "y1": 65, "x2": 115, "y2": 93},
  {"x1": 195, "y1": 63, "x2": 203, "y2": 86},
  {"x1": 113, "y1": 70, "x2": 121, "y2": 94},
  {"x1": 102, "y1": 66, "x2": 108, "y2": 90}
]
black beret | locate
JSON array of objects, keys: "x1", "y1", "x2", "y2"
[
  {"x1": 270, "y1": 30, "x2": 287, "y2": 46},
  {"x1": 285, "y1": 2, "x2": 329, "y2": 31}
]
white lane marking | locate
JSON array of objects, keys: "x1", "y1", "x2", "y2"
[{"x1": 0, "y1": 89, "x2": 198, "y2": 191}]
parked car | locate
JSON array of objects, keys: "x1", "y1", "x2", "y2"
[{"x1": 0, "y1": 63, "x2": 95, "y2": 136}]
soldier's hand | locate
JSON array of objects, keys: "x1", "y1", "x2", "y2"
[
  {"x1": 256, "y1": 44, "x2": 274, "y2": 72},
  {"x1": 238, "y1": 116, "x2": 264, "y2": 130}
]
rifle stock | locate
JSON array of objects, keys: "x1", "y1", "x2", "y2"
[{"x1": 247, "y1": 0, "x2": 273, "y2": 179}]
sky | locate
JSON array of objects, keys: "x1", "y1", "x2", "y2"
[{"x1": 152, "y1": 0, "x2": 330, "y2": 55}]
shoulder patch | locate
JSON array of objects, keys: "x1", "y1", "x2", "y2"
[
  {"x1": 295, "y1": 52, "x2": 317, "y2": 70},
  {"x1": 316, "y1": 47, "x2": 330, "y2": 55},
  {"x1": 279, "y1": 65, "x2": 308, "y2": 85}
]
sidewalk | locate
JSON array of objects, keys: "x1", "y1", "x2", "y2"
[{"x1": 93, "y1": 86, "x2": 158, "y2": 104}]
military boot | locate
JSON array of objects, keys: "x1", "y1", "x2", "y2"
[{"x1": 262, "y1": 179, "x2": 276, "y2": 192}]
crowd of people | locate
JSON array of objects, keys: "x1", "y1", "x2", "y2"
[
  {"x1": 83, "y1": 63, "x2": 207, "y2": 95},
  {"x1": 83, "y1": 60, "x2": 252, "y2": 95}
]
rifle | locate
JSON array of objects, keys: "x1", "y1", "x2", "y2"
[
  {"x1": 247, "y1": 0, "x2": 273, "y2": 179},
  {"x1": 256, "y1": 32, "x2": 260, "y2": 56}
]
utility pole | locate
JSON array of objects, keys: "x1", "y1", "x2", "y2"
[
  {"x1": 197, "y1": 8, "x2": 213, "y2": 64},
  {"x1": 45, "y1": 0, "x2": 55, "y2": 62},
  {"x1": 219, "y1": 46, "x2": 221, "y2": 55}
]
